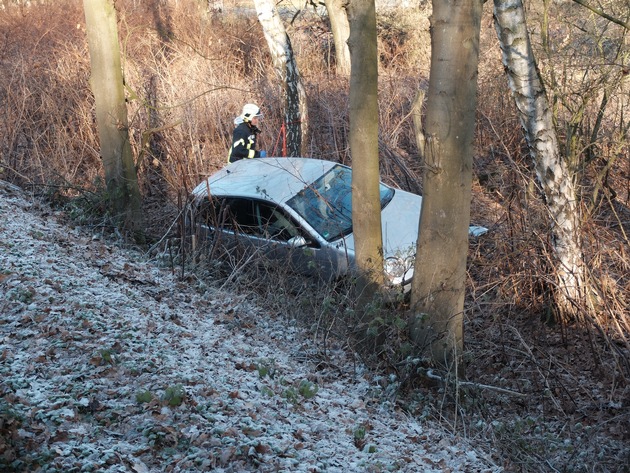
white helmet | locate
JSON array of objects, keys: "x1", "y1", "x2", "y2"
[{"x1": 241, "y1": 103, "x2": 262, "y2": 122}]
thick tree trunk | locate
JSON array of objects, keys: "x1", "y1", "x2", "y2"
[
  {"x1": 83, "y1": 0, "x2": 143, "y2": 238},
  {"x1": 347, "y1": 0, "x2": 384, "y2": 313},
  {"x1": 255, "y1": 0, "x2": 308, "y2": 156},
  {"x1": 324, "y1": 0, "x2": 351, "y2": 76},
  {"x1": 494, "y1": 0, "x2": 587, "y2": 319},
  {"x1": 409, "y1": 0, "x2": 482, "y2": 372}
]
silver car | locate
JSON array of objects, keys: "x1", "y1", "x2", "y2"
[{"x1": 189, "y1": 157, "x2": 485, "y2": 289}]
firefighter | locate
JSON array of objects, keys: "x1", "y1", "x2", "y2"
[{"x1": 227, "y1": 103, "x2": 267, "y2": 163}]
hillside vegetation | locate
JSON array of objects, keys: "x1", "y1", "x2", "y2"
[{"x1": 1, "y1": 0, "x2": 628, "y2": 471}]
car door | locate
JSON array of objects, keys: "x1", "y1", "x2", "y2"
[
  {"x1": 248, "y1": 201, "x2": 318, "y2": 274},
  {"x1": 192, "y1": 196, "x2": 262, "y2": 258},
  {"x1": 255, "y1": 202, "x2": 351, "y2": 281},
  {"x1": 193, "y1": 196, "x2": 348, "y2": 280}
]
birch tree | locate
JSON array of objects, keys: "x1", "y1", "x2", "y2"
[
  {"x1": 83, "y1": 0, "x2": 143, "y2": 238},
  {"x1": 255, "y1": 0, "x2": 308, "y2": 156},
  {"x1": 494, "y1": 0, "x2": 588, "y2": 319},
  {"x1": 324, "y1": 0, "x2": 351, "y2": 76},
  {"x1": 409, "y1": 0, "x2": 483, "y2": 372},
  {"x1": 347, "y1": 0, "x2": 383, "y2": 310}
]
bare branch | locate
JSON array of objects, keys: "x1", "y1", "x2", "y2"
[{"x1": 571, "y1": 0, "x2": 630, "y2": 30}]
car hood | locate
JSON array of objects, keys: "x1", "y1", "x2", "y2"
[
  {"x1": 341, "y1": 188, "x2": 421, "y2": 258},
  {"x1": 381, "y1": 189, "x2": 422, "y2": 257}
]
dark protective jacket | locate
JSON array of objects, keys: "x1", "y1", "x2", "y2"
[{"x1": 227, "y1": 122, "x2": 261, "y2": 163}]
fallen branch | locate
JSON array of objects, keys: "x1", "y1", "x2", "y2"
[{"x1": 426, "y1": 369, "x2": 527, "y2": 397}]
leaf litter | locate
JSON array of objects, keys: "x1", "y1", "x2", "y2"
[{"x1": 0, "y1": 182, "x2": 501, "y2": 472}]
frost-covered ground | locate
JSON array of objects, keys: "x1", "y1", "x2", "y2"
[{"x1": 0, "y1": 181, "x2": 501, "y2": 472}]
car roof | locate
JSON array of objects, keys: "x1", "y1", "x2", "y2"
[{"x1": 191, "y1": 157, "x2": 341, "y2": 204}]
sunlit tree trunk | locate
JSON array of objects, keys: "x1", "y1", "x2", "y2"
[
  {"x1": 255, "y1": 0, "x2": 308, "y2": 156},
  {"x1": 494, "y1": 0, "x2": 587, "y2": 319},
  {"x1": 324, "y1": 0, "x2": 351, "y2": 76},
  {"x1": 83, "y1": 0, "x2": 143, "y2": 239},
  {"x1": 411, "y1": 89, "x2": 426, "y2": 162},
  {"x1": 347, "y1": 0, "x2": 383, "y2": 309},
  {"x1": 409, "y1": 0, "x2": 482, "y2": 372}
]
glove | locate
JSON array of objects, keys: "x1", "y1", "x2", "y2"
[{"x1": 259, "y1": 150, "x2": 267, "y2": 158}]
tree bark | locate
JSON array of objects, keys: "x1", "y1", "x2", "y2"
[
  {"x1": 347, "y1": 0, "x2": 384, "y2": 313},
  {"x1": 83, "y1": 0, "x2": 143, "y2": 239},
  {"x1": 324, "y1": 0, "x2": 351, "y2": 76},
  {"x1": 411, "y1": 89, "x2": 426, "y2": 163},
  {"x1": 255, "y1": 0, "x2": 308, "y2": 156},
  {"x1": 494, "y1": 0, "x2": 587, "y2": 319},
  {"x1": 409, "y1": 0, "x2": 482, "y2": 372}
]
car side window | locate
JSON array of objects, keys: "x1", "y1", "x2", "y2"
[
  {"x1": 222, "y1": 198, "x2": 262, "y2": 236},
  {"x1": 256, "y1": 203, "x2": 302, "y2": 242},
  {"x1": 197, "y1": 197, "x2": 316, "y2": 245},
  {"x1": 196, "y1": 197, "x2": 259, "y2": 235}
]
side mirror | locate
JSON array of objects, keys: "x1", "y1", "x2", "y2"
[
  {"x1": 468, "y1": 225, "x2": 488, "y2": 237},
  {"x1": 288, "y1": 235, "x2": 307, "y2": 248}
]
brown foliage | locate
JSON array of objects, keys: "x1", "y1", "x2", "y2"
[{"x1": 0, "y1": 1, "x2": 628, "y2": 470}]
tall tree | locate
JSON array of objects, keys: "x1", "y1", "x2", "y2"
[
  {"x1": 324, "y1": 0, "x2": 351, "y2": 76},
  {"x1": 347, "y1": 0, "x2": 384, "y2": 313},
  {"x1": 83, "y1": 0, "x2": 143, "y2": 237},
  {"x1": 494, "y1": 0, "x2": 588, "y2": 319},
  {"x1": 255, "y1": 0, "x2": 308, "y2": 156},
  {"x1": 409, "y1": 0, "x2": 483, "y2": 372}
]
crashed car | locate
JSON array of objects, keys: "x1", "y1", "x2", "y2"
[{"x1": 189, "y1": 157, "x2": 487, "y2": 289}]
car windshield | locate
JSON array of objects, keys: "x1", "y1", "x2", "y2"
[{"x1": 286, "y1": 164, "x2": 395, "y2": 242}]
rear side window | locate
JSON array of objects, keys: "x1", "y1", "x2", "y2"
[
  {"x1": 196, "y1": 197, "x2": 304, "y2": 241},
  {"x1": 196, "y1": 197, "x2": 259, "y2": 235}
]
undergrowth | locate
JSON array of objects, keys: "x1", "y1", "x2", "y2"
[{"x1": 1, "y1": 0, "x2": 629, "y2": 471}]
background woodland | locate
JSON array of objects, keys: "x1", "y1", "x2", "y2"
[{"x1": 1, "y1": 0, "x2": 629, "y2": 470}]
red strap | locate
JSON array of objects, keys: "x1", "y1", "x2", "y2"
[{"x1": 272, "y1": 122, "x2": 285, "y2": 157}]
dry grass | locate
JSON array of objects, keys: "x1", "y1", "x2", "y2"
[{"x1": 1, "y1": 0, "x2": 629, "y2": 471}]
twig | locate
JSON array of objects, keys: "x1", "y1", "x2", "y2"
[
  {"x1": 144, "y1": 207, "x2": 185, "y2": 258},
  {"x1": 571, "y1": 0, "x2": 630, "y2": 30},
  {"x1": 426, "y1": 369, "x2": 527, "y2": 397}
]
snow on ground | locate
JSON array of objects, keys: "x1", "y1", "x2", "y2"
[{"x1": 0, "y1": 181, "x2": 501, "y2": 472}]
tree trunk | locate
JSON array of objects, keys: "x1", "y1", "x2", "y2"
[
  {"x1": 255, "y1": 0, "x2": 308, "y2": 156},
  {"x1": 83, "y1": 0, "x2": 143, "y2": 239},
  {"x1": 324, "y1": 0, "x2": 351, "y2": 76},
  {"x1": 347, "y1": 0, "x2": 384, "y2": 328},
  {"x1": 494, "y1": 0, "x2": 587, "y2": 319},
  {"x1": 409, "y1": 0, "x2": 482, "y2": 372}
]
